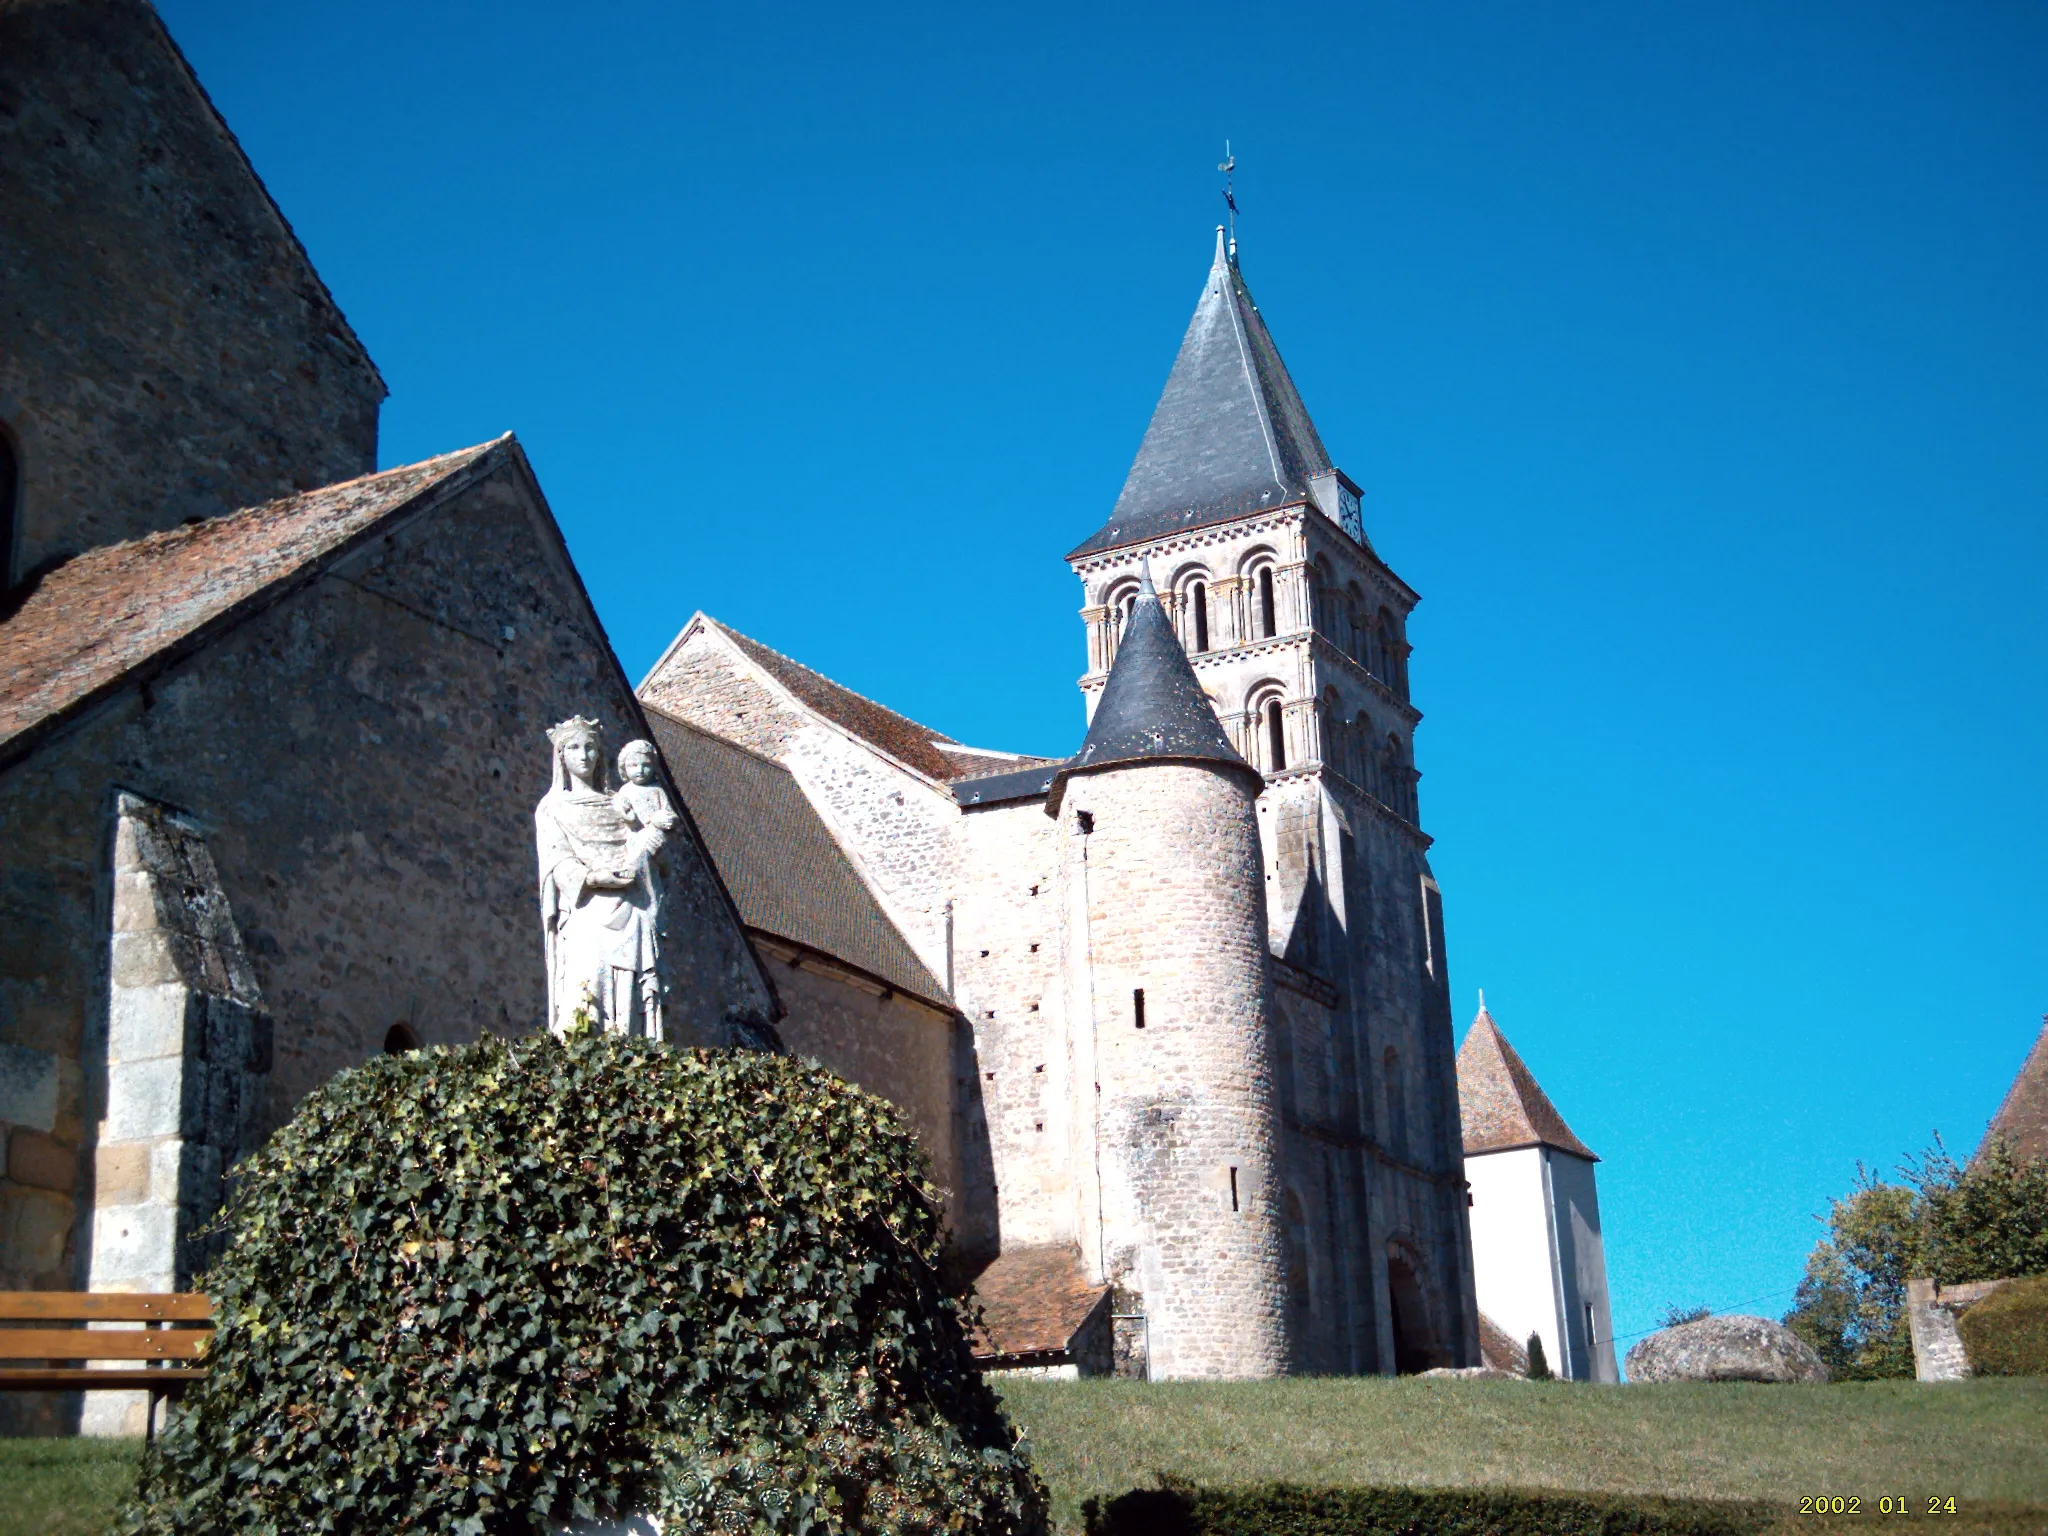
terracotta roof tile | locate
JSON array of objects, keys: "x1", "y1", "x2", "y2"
[
  {"x1": 710, "y1": 623, "x2": 975, "y2": 784},
  {"x1": 1456, "y1": 1004, "x2": 1597, "y2": 1161},
  {"x1": 0, "y1": 441, "x2": 500, "y2": 759},
  {"x1": 644, "y1": 707, "x2": 949, "y2": 1007},
  {"x1": 968, "y1": 1244, "x2": 1108, "y2": 1360},
  {"x1": 1986, "y1": 1018, "x2": 2048, "y2": 1163},
  {"x1": 1478, "y1": 1310, "x2": 1530, "y2": 1374}
]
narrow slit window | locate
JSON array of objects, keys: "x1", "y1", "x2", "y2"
[
  {"x1": 1132, "y1": 987, "x2": 1146, "y2": 1029},
  {"x1": 1258, "y1": 566, "x2": 1277, "y2": 638},
  {"x1": 1266, "y1": 698, "x2": 1286, "y2": 771},
  {"x1": 1229, "y1": 1166, "x2": 1241, "y2": 1212},
  {"x1": 1191, "y1": 582, "x2": 1210, "y2": 651}
]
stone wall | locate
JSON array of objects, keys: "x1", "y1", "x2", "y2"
[
  {"x1": 0, "y1": 0, "x2": 384, "y2": 582},
  {"x1": 755, "y1": 935, "x2": 996, "y2": 1269},
  {"x1": 1056, "y1": 761, "x2": 1288, "y2": 1380},
  {"x1": 1906, "y1": 1276, "x2": 2016, "y2": 1382},
  {"x1": 0, "y1": 461, "x2": 769, "y2": 1431}
]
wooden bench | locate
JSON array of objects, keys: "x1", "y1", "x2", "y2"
[{"x1": 0, "y1": 1291, "x2": 213, "y2": 1440}]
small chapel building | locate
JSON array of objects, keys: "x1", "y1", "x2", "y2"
[{"x1": 1456, "y1": 998, "x2": 1618, "y2": 1382}]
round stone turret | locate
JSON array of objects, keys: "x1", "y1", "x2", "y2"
[{"x1": 1050, "y1": 569, "x2": 1288, "y2": 1379}]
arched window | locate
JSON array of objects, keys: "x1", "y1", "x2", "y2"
[
  {"x1": 1178, "y1": 576, "x2": 1211, "y2": 653},
  {"x1": 383, "y1": 1022, "x2": 421, "y2": 1055},
  {"x1": 1378, "y1": 607, "x2": 1405, "y2": 695},
  {"x1": 0, "y1": 424, "x2": 18, "y2": 590},
  {"x1": 1257, "y1": 565, "x2": 1278, "y2": 639},
  {"x1": 1103, "y1": 581, "x2": 1140, "y2": 665},
  {"x1": 1265, "y1": 696, "x2": 1286, "y2": 772},
  {"x1": 1283, "y1": 1190, "x2": 1312, "y2": 1312}
]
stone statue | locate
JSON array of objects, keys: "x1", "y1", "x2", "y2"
[{"x1": 535, "y1": 717, "x2": 666, "y2": 1039}]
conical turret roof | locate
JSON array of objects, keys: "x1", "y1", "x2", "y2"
[
  {"x1": 1070, "y1": 229, "x2": 1333, "y2": 559},
  {"x1": 1047, "y1": 568, "x2": 1256, "y2": 813},
  {"x1": 1456, "y1": 1000, "x2": 1597, "y2": 1161}
]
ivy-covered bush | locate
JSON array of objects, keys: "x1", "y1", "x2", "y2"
[
  {"x1": 1958, "y1": 1273, "x2": 2048, "y2": 1377},
  {"x1": 118, "y1": 1033, "x2": 1047, "y2": 1535},
  {"x1": 1080, "y1": 1481, "x2": 1777, "y2": 1535}
]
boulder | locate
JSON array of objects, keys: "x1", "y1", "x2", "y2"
[
  {"x1": 1420, "y1": 1365, "x2": 1523, "y2": 1381},
  {"x1": 1625, "y1": 1315, "x2": 1829, "y2": 1384}
]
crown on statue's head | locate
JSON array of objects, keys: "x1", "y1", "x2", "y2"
[{"x1": 547, "y1": 715, "x2": 602, "y2": 748}]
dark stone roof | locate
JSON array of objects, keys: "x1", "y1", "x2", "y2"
[
  {"x1": 1069, "y1": 230, "x2": 1333, "y2": 559},
  {"x1": 1048, "y1": 570, "x2": 1255, "y2": 812},
  {"x1": 1985, "y1": 1017, "x2": 2048, "y2": 1164},
  {"x1": 968, "y1": 1244, "x2": 1110, "y2": 1361},
  {"x1": 645, "y1": 707, "x2": 950, "y2": 1009},
  {"x1": 0, "y1": 440, "x2": 502, "y2": 764},
  {"x1": 952, "y1": 760, "x2": 1067, "y2": 808},
  {"x1": 1457, "y1": 1004, "x2": 1597, "y2": 1161}
]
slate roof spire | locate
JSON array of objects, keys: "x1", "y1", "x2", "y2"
[
  {"x1": 1456, "y1": 998, "x2": 1598, "y2": 1161},
  {"x1": 1046, "y1": 562, "x2": 1256, "y2": 813},
  {"x1": 1069, "y1": 229, "x2": 1334, "y2": 558}
]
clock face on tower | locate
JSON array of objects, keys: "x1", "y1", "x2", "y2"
[{"x1": 1337, "y1": 486, "x2": 1364, "y2": 542}]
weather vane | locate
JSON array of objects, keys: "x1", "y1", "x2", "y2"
[{"x1": 1219, "y1": 141, "x2": 1238, "y2": 257}]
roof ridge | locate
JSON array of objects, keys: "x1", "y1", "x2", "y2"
[{"x1": 706, "y1": 618, "x2": 961, "y2": 748}]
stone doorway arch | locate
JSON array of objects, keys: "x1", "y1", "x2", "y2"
[{"x1": 1385, "y1": 1242, "x2": 1441, "y2": 1374}]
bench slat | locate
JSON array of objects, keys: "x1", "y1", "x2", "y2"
[
  {"x1": 0, "y1": 1368, "x2": 207, "y2": 1391},
  {"x1": 0, "y1": 1292, "x2": 212, "y2": 1323},
  {"x1": 0, "y1": 1329, "x2": 210, "y2": 1361}
]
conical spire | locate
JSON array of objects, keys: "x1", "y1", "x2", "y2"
[
  {"x1": 1069, "y1": 231, "x2": 1333, "y2": 558},
  {"x1": 1046, "y1": 565, "x2": 1256, "y2": 813},
  {"x1": 1456, "y1": 1001, "x2": 1597, "y2": 1161}
]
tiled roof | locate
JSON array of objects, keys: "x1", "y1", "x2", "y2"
[
  {"x1": 0, "y1": 441, "x2": 501, "y2": 763},
  {"x1": 644, "y1": 707, "x2": 949, "y2": 1008},
  {"x1": 1457, "y1": 1003, "x2": 1597, "y2": 1161},
  {"x1": 1986, "y1": 1018, "x2": 2048, "y2": 1164},
  {"x1": 1069, "y1": 229, "x2": 1334, "y2": 560},
  {"x1": 968, "y1": 1244, "x2": 1109, "y2": 1360},
  {"x1": 710, "y1": 623, "x2": 972, "y2": 784}
]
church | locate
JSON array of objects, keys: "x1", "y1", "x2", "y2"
[
  {"x1": 640, "y1": 228, "x2": 1481, "y2": 1377},
  {"x1": 0, "y1": 0, "x2": 1482, "y2": 1433}
]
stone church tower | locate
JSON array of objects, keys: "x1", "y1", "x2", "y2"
[
  {"x1": 1061, "y1": 229, "x2": 1479, "y2": 1373},
  {"x1": 1049, "y1": 568, "x2": 1288, "y2": 1378},
  {"x1": 644, "y1": 226, "x2": 1481, "y2": 1377}
]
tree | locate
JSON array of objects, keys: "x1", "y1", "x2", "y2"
[
  {"x1": 1783, "y1": 1135, "x2": 2048, "y2": 1382},
  {"x1": 1658, "y1": 1304, "x2": 1711, "y2": 1328},
  {"x1": 1525, "y1": 1332, "x2": 1552, "y2": 1380}
]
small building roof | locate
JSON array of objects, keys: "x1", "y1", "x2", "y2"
[
  {"x1": 0, "y1": 440, "x2": 502, "y2": 766},
  {"x1": 1985, "y1": 1017, "x2": 2048, "y2": 1163},
  {"x1": 1048, "y1": 568, "x2": 1255, "y2": 814},
  {"x1": 1457, "y1": 1000, "x2": 1597, "y2": 1161},
  {"x1": 968, "y1": 1244, "x2": 1110, "y2": 1363},
  {"x1": 644, "y1": 706, "x2": 950, "y2": 1010},
  {"x1": 1069, "y1": 229, "x2": 1334, "y2": 559}
]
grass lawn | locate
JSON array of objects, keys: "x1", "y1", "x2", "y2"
[
  {"x1": 0, "y1": 1436, "x2": 142, "y2": 1536},
  {"x1": 996, "y1": 1376, "x2": 2048, "y2": 1533}
]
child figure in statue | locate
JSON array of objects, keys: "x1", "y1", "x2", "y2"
[{"x1": 612, "y1": 739, "x2": 678, "y2": 851}]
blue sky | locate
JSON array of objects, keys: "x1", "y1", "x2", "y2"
[{"x1": 161, "y1": 0, "x2": 2048, "y2": 1354}]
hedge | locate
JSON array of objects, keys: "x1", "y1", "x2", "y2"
[
  {"x1": 1081, "y1": 1482, "x2": 1779, "y2": 1536},
  {"x1": 118, "y1": 1032, "x2": 1047, "y2": 1535},
  {"x1": 1957, "y1": 1273, "x2": 2048, "y2": 1378}
]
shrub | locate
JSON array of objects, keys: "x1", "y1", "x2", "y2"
[
  {"x1": 1957, "y1": 1273, "x2": 2048, "y2": 1378},
  {"x1": 1660, "y1": 1304, "x2": 1712, "y2": 1328},
  {"x1": 118, "y1": 1033, "x2": 1047, "y2": 1535},
  {"x1": 1525, "y1": 1333, "x2": 1551, "y2": 1380},
  {"x1": 1080, "y1": 1481, "x2": 1777, "y2": 1535}
]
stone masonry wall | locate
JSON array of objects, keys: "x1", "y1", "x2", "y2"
[
  {"x1": 0, "y1": 0, "x2": 383, "y2": 581},
  {"x1": 0, "y1": 464, "x2": 769, "y2": 1432},
  {"x1": 641, "y1": 631, "x2": 957, "y2": 981},
  {"x1": 758, "y1": 937, "x2": 997, "y2": 1269},
  {"x1": 951, "y1": 799, "x2": 1066, "y2": 1250},
  {"x1": 1056, "y1": 762, "x2": 1288, "y2": 1380}
]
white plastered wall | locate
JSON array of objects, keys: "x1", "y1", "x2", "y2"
[{"x1": 1466, "y1": 1144, "x2": 1617, "y2": 1382}]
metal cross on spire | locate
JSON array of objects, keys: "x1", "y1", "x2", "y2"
[{"x1": 1218, "y1": 141, "x2": 1238, "y2": 258}]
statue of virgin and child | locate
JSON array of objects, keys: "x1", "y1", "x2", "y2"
[{"x1": 535, "y1": 716, "x2": 680, "y2": 1039}]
